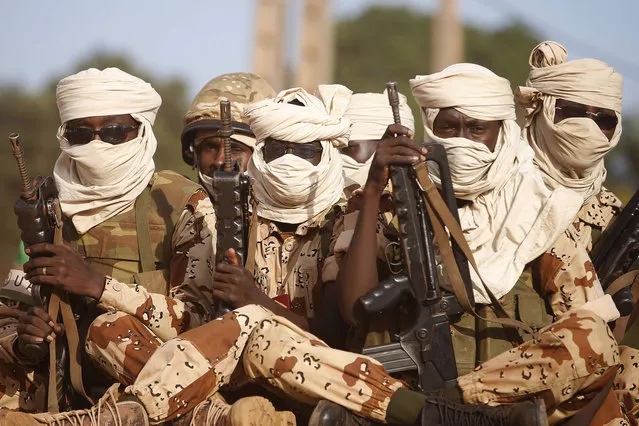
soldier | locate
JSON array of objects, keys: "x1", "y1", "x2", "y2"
[
  {"x1": 3, "y1": 86, "x2": 548, "y2": 426},
  {"x1": 0, "y1": 67, "x2": 218, "y2": 418},
  {"x1": 181, "y1": 72, "x2": 276, "y2": 192},
  {"x1": 332, "y1": 63, "x2": 626, "y2": 424},
  {"x1": 516, "y1": 41, "x2": 639, "y2": 423}
]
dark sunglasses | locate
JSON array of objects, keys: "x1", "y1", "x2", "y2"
[
  {"x1": 263, "y1": 141, "x2": 323, "y2": 161},
  {"x1": 64, "y1": 125, "x2": 139, "y2": 145},
  {"x1": 555, "y1": 105, "x2": 618, "y2": 132}
]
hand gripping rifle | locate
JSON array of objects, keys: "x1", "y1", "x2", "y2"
[
  {"x1": 10, "y1": 133, "x2": 91, "y2": 412},
  {"x1": 359, "y1": 83, "x2": 474, "y2": 391},
  {"x1": 210, "y1": 100, "x2": 251, "y2": 316},
  {"x1": 590, "y1": 189, "x2": 639, "y2": 317}
]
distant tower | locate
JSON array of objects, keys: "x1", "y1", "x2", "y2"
[
  {"x1": 431, "y1": 0, "x2": 464, "y2": 73},
  {"x1": 296, "y1": 0, "x2": 333, "y2": 91},
  {"x1": 253, "y1": 0, "x2": 288, "y2": 91}
]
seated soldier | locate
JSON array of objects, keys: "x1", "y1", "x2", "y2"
[
  {"x1": 516, "y1": 41, "x2": 639, "y2": 423},
  {"x1": 0, "y1": 67, "x2": 217, "y2": 416},
  {"x1": 332, "y1": 63, "x2": 625, "y2": 424},
  {"x1": 3, "y1": 87, "x2": 548, "y2": 426}
]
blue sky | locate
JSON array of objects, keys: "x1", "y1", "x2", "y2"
[{"x1": 2, "y1": 0, "x2": 638, "y2": 111}]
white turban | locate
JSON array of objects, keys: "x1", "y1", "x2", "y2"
[
  {"x1": 246, "y1": 86, "x2": 350, "y2": 223},
  {"x1": 515, "y1": 41, "x2": 623, "y2": 205},
  {"x1": 54, "y1": 68, "x2": 161, "y2": 233},
  {"x1": 411, "y1": 63, "x2": 581, "y2": 303},
  {"x1": 340, "y1": 91, "x2": 415, "y2": 190}
]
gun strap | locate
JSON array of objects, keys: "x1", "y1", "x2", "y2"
[
  {"x1": 47, "y1": 207, "x2": 94, "y2": 411},
  {"x1": 135, "y1": 187, "x2": 155, "y2": 273},
  {"x1": 245, "y1": 200, "x2": 260, "y2": 274},
  {"x1": 604, "y1": 270, "x2": 639, "y2": 297},
  {"x1": 46, "y1": 292, "x2": 60, "y2": 413},
  {"x1": 414, "y1": 163, "x2": 536, "y2": 339}
]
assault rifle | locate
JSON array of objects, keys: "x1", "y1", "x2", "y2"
[
  {"x1": 591, "y1": 189, "x2": 639, "y2": 317},
  {"x1": 9, "y1": 133, "x2": 70, "y2": 411},
  {"x1": 210, "y1": 99, "x2": 251, "y2": 316},
  {"x1": 10, "y1": 133, "x2": 61, "y2": 359},
  {"x1": 359, "y1": 83, "x2": 473, "y2": 391}
]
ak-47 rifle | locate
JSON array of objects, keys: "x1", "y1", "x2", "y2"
[
  {"x1": 359, "y1": 83, "x2": 473, "y2": 391},
  {"x1": 591, "y1": 189, "x2": 639, "y2": 317},
  {"x1": 210, "y1": 99, "x2": 251, "y2": 316},
  {"x1": 10, "y1": 133, "x2": 68, "y2": 411},
  {"x1": 10, "y1": 133, "x2": 61, "y2": 359}
]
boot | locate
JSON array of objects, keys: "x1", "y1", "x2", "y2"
[
  {"x1": 173, "y1": 395, "x2": 296, "y2": 426},
  {"x1": 420, "y1": 396, "x2": 549, "y2": 426},
  {"x1": 0, "y1": 384, "x2": 148, "y2": 426},
  {"x1": 308, "y1": 400, "x2": 377, "y2": 426}
]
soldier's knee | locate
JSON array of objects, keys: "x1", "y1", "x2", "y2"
[{"x1": 551, "y1": 309, "x2": 620, "y2": 372}]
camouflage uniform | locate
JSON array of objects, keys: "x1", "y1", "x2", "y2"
[
  {"x1": 250, "y1": 208, "x2": 337, "y2": 318},
  {"x1": 324, "y1": 194, "x2": 633, "y2": 424}
]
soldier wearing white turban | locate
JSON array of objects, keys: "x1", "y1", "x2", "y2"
[{"x1": 9, "y1": 68, "x2": 219, "y2": 420}]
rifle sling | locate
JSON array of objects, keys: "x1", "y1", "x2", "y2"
[
  {"x1": 414, "y1": 162, "x2": 536, "y2": 339},
  {"x1": 604, "y1": 270, "x2": 639, "y2": 297},
  {"x1": 136, "y1": 187, "x2": 155, "y2": 273},
  {"x1": 47, "y1": 205, "x2": 94, "y2": 412}
]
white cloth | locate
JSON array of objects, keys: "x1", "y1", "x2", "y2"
[
  {"x1": 245, "y1": 87, "x2": 350, "y2": 222},
  {"x1": 411, "y1": 63, "x2": 581, "y2": 303},
  {"x1": 53, "y1": 68, "x2": 161, "y2": 234},
  {"x1": 341, "y1": 92, "x2": 415, "y2": 189},
  {"x1": 516, "y1": 41, "x2": 623, "y2": 204}
]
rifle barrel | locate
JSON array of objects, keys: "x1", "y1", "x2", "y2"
[
  {"x1": 8, "y1": 133, "x2": 35, "y2": 200},
  {"x1": 386, "y1": 82, "x2": 401, "y2": 125},
  {"x1": 219, "y1": 99, "x2": 233, "y2": 172}
]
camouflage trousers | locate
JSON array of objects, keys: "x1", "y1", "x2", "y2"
[
  {"x1": 86, "y1": 304, "x2": 405, "y2": 423},
  {"x1": 459, "y1": 308, "x2": 639, "y2": 425}
]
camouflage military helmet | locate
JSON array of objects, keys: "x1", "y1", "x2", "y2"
[{"x1": 181, "y1": 72, "x2": 276, "y2": 166}]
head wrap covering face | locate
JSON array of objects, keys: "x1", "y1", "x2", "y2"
[
  {"x1": 246, "y1": 86, "x2": 350, "y2": 223},
  {"x1": 410, "y1": 63, "x2": 581, "y2": 304},
  {"x1": 515, "y1": 41, "x2": 623, "y2": 203},
  {"x1": 340, "y1": 92, "x2": 415, "y2": 190},
  {"x1": 53, "y1": 68, "x2": 161, "y2": 234},
  {"x1": 411, "y1": 63, "x2": 520, "y2": 200}
]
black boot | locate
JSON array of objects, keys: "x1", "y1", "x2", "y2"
[
  {"x1": 308, "y1": 400, "x2": 380, "y2": 426},
  {"x1": 420, "y1": 396, "x2": 548, "y2": 426}
]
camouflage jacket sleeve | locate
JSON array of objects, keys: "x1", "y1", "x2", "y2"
[
  {"x1": 533, "y1": 189, "x2": 622, "y2": 317},
  {"x1": 321, "y1": 208, "x2": 396, "y2": 283},
  {"x1": 98, "y1": 191, "x2": 216, "y2": 341}
]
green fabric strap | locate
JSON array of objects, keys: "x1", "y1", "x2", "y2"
[
  {"x1": 386, "y1": 387, "x2": 428, "y2": 425},
  {"x1": 135, "y1": 187, "x2": 155, "y2": 273}
]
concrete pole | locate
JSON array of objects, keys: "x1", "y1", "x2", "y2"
[
  {"x1": 296, "y1": 0, "x2": 333, "y2": 91},
  {"x1": 253, "y1": 0, "x2": 288, "y2": 91},
  {"x1": 431, "y1": 0, "x2": 464, "y2": 73}
]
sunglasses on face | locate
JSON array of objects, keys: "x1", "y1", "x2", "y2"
[
  {"x1": 554, "y1": 105, "x2": 618, "y2": 132},
  {"x1": 64, "y1": 124, "x2": 139, "y2": 145},
  {"x1": 262, "y1": 141, "x2": 323, "y2": 161}
]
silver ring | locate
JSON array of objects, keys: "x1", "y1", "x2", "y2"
[{"x1": 42, "y1": 267, "x2": 47, "y2": 276}]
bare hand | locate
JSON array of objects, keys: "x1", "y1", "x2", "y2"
[
  {"x1": 23, "y1": 243, "x2": 105, "y2": 300},
  {"x1": 365, "y1": 124, "x2": 426, "y2": 195},
  {"x1": 16, "y1": 306, "x2": 64, "y2": 360},
  {"x1": 212, "y1": 249, "x2": 266, "y2": 309}
]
